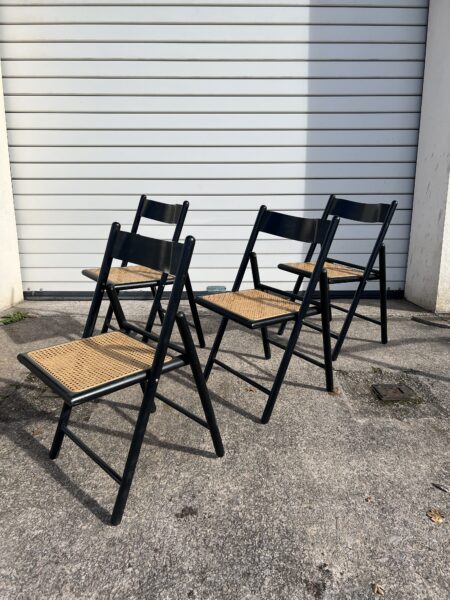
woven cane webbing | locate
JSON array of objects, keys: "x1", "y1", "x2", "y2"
[
  {"x1": 27, "y1": 331, "x2": 171, "y2": 394},
  {"x1": 283, "y1": 261, "x2": 363, "y2": 279},
  {"x1": 201, "y1": 288, "x2": 300, "y2": 322},
  {"x1": 83, "y1": 265, "x2": 174, "y2": 286}
]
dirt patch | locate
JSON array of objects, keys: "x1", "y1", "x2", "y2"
[{"x1": 337, "y1": 369, "x2": 448, "y2": 421}]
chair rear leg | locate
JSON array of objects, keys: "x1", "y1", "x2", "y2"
[
  {"x1": 177, "y1": 314, "x2": 224, "y2": 457},
  {"x1": 261, "y1": 322, "x2": 302, "y2": 424},
  {"x1": 379, "y1": 244, "x2": 388, "y2": 344},
  {"x1": 184, "y1": 274, "x2": 206, "y2": 348},
  {"x1": 49, "y1": 402, "x2": 72, "y2": 459},
  {"x1": 261, "y1": 327, "x2": 271, "y2": 359},
  {"x1": 320, "y1": 271, "x2": 334, "y2": 392},
  {"x1": 204, "y1": 317, "x2": 228, "y2": 381},
  {"x1": 111, "y1": 381, "x2": 157, "y2": 526}
]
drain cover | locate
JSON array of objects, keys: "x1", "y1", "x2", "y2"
[{"x1": 371, "y1": 384, "x2": 419, "y2": 403}]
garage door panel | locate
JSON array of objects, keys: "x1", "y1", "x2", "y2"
[
  {"x1": 12, "y1": 178, "x2": 415, "y2": 195},
  {"x1": 14, "y1": 208, "x2": 411, "y2": 226},
  {"x1": 6, "y1": 112, "x2": 420, "y2": 131},
  {"x1": 7, "y1": 129, "x2": 419, "y2": 146},
  {"x1": 4, "y1": 95, "x2": 423, "y2": 114},
  {"x1": 0, "y1": 24, "x2": 427, "y2": 43},
  {"x1": 0, "y1": 6, "x2": 428, "y2": 26},
  {"x1": 13, "y1": 194, "x2": 413, "y2": 212},
  {"x1": 8, "y1": 146, "x2": 419, "y2": 165},
  {"x1": 3, "y1": 77, "x2": 423, "y2": 96},
  {"x1": 18, "y1": 237, "x2": 410, "y2": 256},
  {"x1": 3, "y1": 1, "x2": 426, "y2": 292},
  {"x1": 11, "y1": 162, "x2": 416, "y2": 180},
  {"x1": 0, "y1": 42, "x2": 426, "y2": 61},
  {"x1": 1, "y1": 60, "x2": 425, "y2": 79}
]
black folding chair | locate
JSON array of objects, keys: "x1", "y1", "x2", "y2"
[
  {"x1": 17, "y1": 224, "x2": 224, "y2": 525},
  {"x1": 196, "y1": 206, "x2": 339, "y2": 424},
  {"x1": 277, "y1": 195, "x2": 398, "y2": 360},
  {"x1": 82, "y1": 195, "x2": 205, "y2": 347}
]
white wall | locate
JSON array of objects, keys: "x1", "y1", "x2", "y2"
[
  {"x1": 405, "y1": 0, "x2": 450, "y2": 312},
  {"x1": 0, "y1": 0, "x2": 427, "y2": 294},
  {"x1": 0, "y1": 60, "x2": 22, "y2": 310}
]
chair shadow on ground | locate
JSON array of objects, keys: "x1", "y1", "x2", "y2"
[
  {"x1": 2, "y1": 310, "x2": 85, "y2": 345},
  {"x1": 0, "y1": 371, "x2": 217, "y2": 524}
]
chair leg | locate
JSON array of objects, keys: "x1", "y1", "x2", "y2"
[
  {"x1": 101, "y1": 302, "x2": 115, "y2": 334},
  {"x1": 150, "y1": 285, "x2": 165, "y2": 325},
  {"x1": 204, "y1": 317, "x2": 228, "y2": 381},
  {"x1": 278, "y1": 274, "x2": 303, "y2": 336},
  {"x1": 111, "y1": 381, "x2": 157, "y2": 526},
  {"x1": 49, "y1": 402, "x2": 72, "y2": 459},
  {"x1": 177, "y1": 314, "x2": 224, "y2": 457},
  {"x1": 331, "y1": 282, "x2": 365, "y2": 361},
  {"x1": 261, "y1": 327, "x2": 271, "y2": 359},
  {"x1": 320, "y1": 271, "x2": 334, "y2": 392},
  {"x1": 261, "y1": 321, "x2": 302, "y2": 424},
  {"x1": 83, "y1": 287, "x2": 105, "y2": 338},
  {"x1": 185, "y1": 274, "x2": 206, "y2": 348},
  {"x1": 379, "y1": 244, "x2": 388, "y2": 344},
  {"x1": 144, "y1": 281, "x2": 167, "y2": 340}
]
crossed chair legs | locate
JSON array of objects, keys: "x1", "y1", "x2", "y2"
[
  {"x1": 100, "y1": 274, "x2": 206, "y2": 348},
  {"x1": 277, "y1": 245, "x2": 388, "y2": 361},
  {"x1": 48, "y1": 312, "x2": 222, "y2": 526},
  {"x1": 203, "y1": 272, "x2": 334, "y2": 424}
]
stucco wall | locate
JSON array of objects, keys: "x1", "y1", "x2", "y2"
[
  {"x1": 0, "y1": 61, "x2": 23, "y2": 310},
  {"x1": 405, "y1": 0, "x2": 450, "y2": 312}
]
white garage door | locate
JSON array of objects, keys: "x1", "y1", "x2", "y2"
[{"x1": 0, "y1": 0, "x2": 428, "y2": 294}]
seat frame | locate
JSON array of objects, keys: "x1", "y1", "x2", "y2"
[
  {"x1": 196, "y1": 206, "x2": 339, "y2": 424},
  {"x1": 83, "y1": 195, "x2": 205, "y2": 348},
  {"x1": 18, "y1": 224, "x2": 223, "y2": 526},
  {"x1": 277, "y1": 195, "x2": 398, "y2": 360}
]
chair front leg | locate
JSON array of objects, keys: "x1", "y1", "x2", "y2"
[
  {"x1": 261, "y1": 319, "x2": 303, "y2": 424},
  {"x1": 261, "y1": 327, "x2": 271, "y2": 359},
  {"x1": 49, "y1": 402, "x2": 72, "y2": 459},
  {"x1": 319, "y1": 270, "x2": 334, "y2": 392},
  {"x1": 185, "y1": 274, "x2": 206, "y2": 348},
  {"x1": 379, "y1": 244, "x2": 388, "y2": 344},
  {"x1": 111, "y1": 378, "x2": 158, "y2": 526},
  {"x1": 101, "y1": 303, "x2": 115, "y2": 333},
  {"x1": 331, "y1": 280, "x2": 366, "y2": 361},
  {"x1": 177, "y1": 313, "x2": 224, "y2": 457},
  {"x1": 278, "y1": 274, "x2": 304, "y2": 336},
  {"x1": 83, "y1": 287, "x2": 105, "y2": 338},
  {"x1": 150, "y1": 285, "x2": 165, "y2": 325},
  {"x1": 204, "y1": 317, "x2": 228, "y2": 381},
  {"x1": 144, "y1": 280, "x2": 167, "y2": 340}
]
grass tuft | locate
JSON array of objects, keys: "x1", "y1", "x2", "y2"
[{"x1": 1, "y1": 311, "x2": 28, "y2": 325}]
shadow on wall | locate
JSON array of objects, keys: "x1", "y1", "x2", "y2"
[{"x1": 282, "y1": 2, "x2": 423, "y2": 296}]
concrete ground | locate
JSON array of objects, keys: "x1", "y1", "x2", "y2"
[{"x1": 0, "y1": 298, "x2": 449, "y2": 600}]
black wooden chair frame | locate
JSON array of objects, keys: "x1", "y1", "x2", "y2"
[
  {"x1": 277, "y1": 195, "x2": 397, "y2": 360},
  {"x1": 196, "y1": 206, "x2": 339, "y2": 424},
  {"x1": 18, "y1": 224, "x2": 223, "y2": 525},
  {"x1": 83, "y1": 195, "x2": 205, "y2": 348}
]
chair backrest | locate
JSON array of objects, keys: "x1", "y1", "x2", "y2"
[
  {"x1": 304, "y1": 195, "x2": 398, "y2": 270},
  {"x1": 232, "y1": 206, "x2": 339, "y2": 316},
  {"x1": 325, "y1": 195, "x2": 394, "y2": 224},
  {"x1": 122, "y1": 196, "x2": 189, "y2": 268},
  {"x1": 85, "y1": 222, "x2": 195, "y2": 373},
  {"x1": 130, "y1": 196, "x2": 189, "y2": 241}
]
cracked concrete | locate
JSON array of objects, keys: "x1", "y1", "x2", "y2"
[{"x1": 0, "y1": 298, "x2": 449, "y2": 599}]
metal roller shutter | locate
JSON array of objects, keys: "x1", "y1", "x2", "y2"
[{"x1": 0, "y1": 0, "x2": 428, "y2": 293}]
